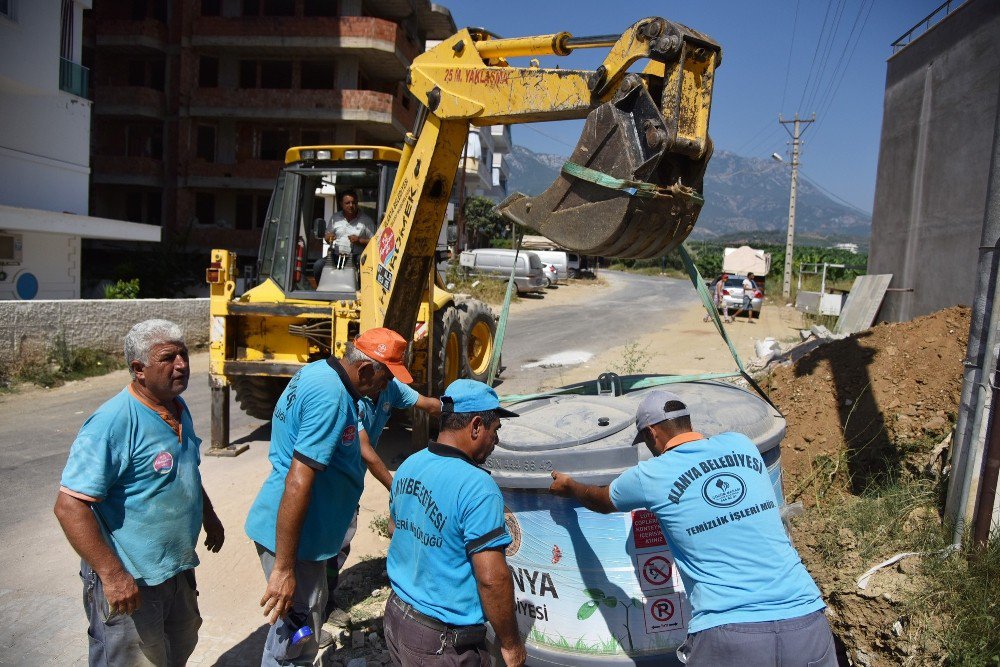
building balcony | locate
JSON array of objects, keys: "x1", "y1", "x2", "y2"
[
  {"x1": 184, "y1": 159, "x2": 283, "y2": 190},
  {"x1": 187, "y1": 86, "x2": 415, "y2": 141},
  {"x1": 490, "y1": 125, "x2": 512, "y2": 152},
  {"x1": 92, "y1": 155, "x2": 164, "y2": 187},
  {"x1": 93, "y1": 19, "x2": 168, "y2": 52},
  {"x1": 190, "y1": 16, "x2": 418, "y2": 79},
  {"x1": 93, "y1": 86, "x2": 166, "y2": 118},
  {"x1": 59, "y1": 58, "x2": 91, "y2": 99}
]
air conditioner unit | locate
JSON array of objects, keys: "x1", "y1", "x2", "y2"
[{"x1": 0, "y1": 232, "x2": 23, "y2": 266}]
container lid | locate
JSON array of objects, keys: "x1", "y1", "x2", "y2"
[{"x1": 484, "y1": 381, "x2": 785, "y2": 488}]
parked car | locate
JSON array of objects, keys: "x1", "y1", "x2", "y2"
[
  {"x1": 532, "y1": 250, "x2": 570, "y2": 281},
  {"x1": 718, "y1": 274, "x2": 763, "y2": 314},
  {"x1": 542, "y1": 263, "x2": 558, "y2": 287},
  {"x1": 459, "y1": 248, "x2": 547, "y2": 294}
]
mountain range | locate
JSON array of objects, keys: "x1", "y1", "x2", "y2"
[{"x1": 505, "y1": 145, "x2": 872, "y2": 244}]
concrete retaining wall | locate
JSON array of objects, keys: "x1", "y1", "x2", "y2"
[{"x1": 0, "y1": 298, "x2": 209, "y2": 365}]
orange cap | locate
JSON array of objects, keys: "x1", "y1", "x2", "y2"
[{"x1": 353, "y1": 328, "x2": 413, "y2": 384}]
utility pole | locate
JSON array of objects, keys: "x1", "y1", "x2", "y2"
[{"x1": 778, "y1": 113, "x2": 815, "y2": 299}]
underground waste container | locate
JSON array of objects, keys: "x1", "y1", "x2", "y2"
[{"x1": 484, "y1": 379, "x2": 786, "y2": 665}]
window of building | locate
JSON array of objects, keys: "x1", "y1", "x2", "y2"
[
  {"x1": 125, "y1": 192, "x2": 143, "y2": 223},
  {"x1": 201, "y1": 0, "x2": 221, "y2": 16},
  {"x1": 0, "y1": 0, "x2": 15, "y2": 21},
  {"x1": 149, "y1": 59, "x2": 165, "y2": 90},
  {"x1": 259, "y1": 129, "x2": 289, "y2": 160},
  {"x1": 303, "y1": 0, "x2": 336, "y2": 17},
  {"x1": 127, "y1": 60, "x2": 145, "y2": 86},
  {"x1": 259, "y1": 61, "x2": 292, "y2": 89},
  {"x1": 301, "y1": 61, "x2": 335, "y2": 90},
  {"x1": 125, "y1": 124, "x2": 163, "y2": 159},
  {"x1": 130, "y1": 0, "x2": 146, "y2": 20},
  {"x1": 239, "y1": 60, "x2": 257, "y2": 88},
  {"x1": 241, "y1": 0, "x2": 260, "y2": 16},
  {"x1": 300, "y1": 129, "x2": 335, "y2": 145},
  {"x1": 196, "y1": 125, "x2": 216, "y2": 161},
  {"x1": 147, "y1": 191, "x2": 162, "y2": 225},
  {"x1": 263, "y1": 0, "x2": 294, "y2": 16},
  {"x1": 235, "y1": 193, "x2": 270, "y2": 230},
  {"x1": 199, "y1": 56, "x2": 219, "y2": 87},
  {"x1": 60, "y1": 0, "x2": 73, "y2": 60},
  {"x1": 195, "y1": 192, "x2": 216, "y2": 225}
]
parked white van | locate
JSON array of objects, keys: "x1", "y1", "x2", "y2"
[
  {"x1": 459, "y1": 248, "x2": 547, "y2": 294},
  {"x1": 532, "y1": 250, "x2": 570, "y2": 282}
]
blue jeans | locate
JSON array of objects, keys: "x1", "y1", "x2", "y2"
[
  {"x1": 256, "y1": 544, "x2": 328, "y2": 667},
  {"x1": 678, "y1": 609, "x2": 837, "y2": 666},
  {"x1": 81, "y1": 560, "x2": 201, "y2": 667}
]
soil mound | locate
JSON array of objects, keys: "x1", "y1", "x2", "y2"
[{"x1": 767, "y1": 305, "x2": 970, "y2": 498}]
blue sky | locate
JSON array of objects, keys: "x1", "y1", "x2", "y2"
[{"x1": 448, "y1": 0, "x2": 946, "y2": 214}]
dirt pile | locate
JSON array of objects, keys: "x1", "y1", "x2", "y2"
[{"x1": 767, "y1": 305, "x2": 970, "y2": 497}]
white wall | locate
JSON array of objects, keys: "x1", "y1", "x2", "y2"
[
  {"x1": 0, "y1": 231, "x2": 80, "y2": 300},
  {"x1": 0, "y1": 1, "x2": 92, "y2": 299}
]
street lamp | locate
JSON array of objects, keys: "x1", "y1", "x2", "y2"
[{"x1": 771, "y1": 153, "x2": 783, "y2": 162}]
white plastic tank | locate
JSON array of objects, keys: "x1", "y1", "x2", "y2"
[{"x1": 485, "y1": 380, "x2": 785, "y2": 665}]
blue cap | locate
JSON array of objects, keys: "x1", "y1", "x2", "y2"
[{"x1": 442, "y1": 379, "x2": 519, "y2": 417}]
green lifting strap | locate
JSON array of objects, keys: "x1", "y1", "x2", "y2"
[
  {"x1": 486, "y1": 228, "x2": 521, "y2": 386},
  {"x1": 677, "y1": 244, "x2": 781, "y2": 414},
  {"x1": 561, "y1": 161, "x2": 705, "y2": 205}
]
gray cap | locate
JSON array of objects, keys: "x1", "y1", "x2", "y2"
[{"x1": 632, "y1": 390, "x2": 691, "y2": 443}]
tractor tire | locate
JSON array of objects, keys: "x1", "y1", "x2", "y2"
[
  {"x1": 458, "y1": 299, "x2": 497, "y2": 385},
  {"x1": 432, "y1": 305, "x2": 463, "y2": 396},
  {"x1": 231, "y1": 375, "x2": 289, "y2": 420}
]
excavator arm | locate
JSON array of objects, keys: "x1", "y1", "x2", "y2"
[{"x1": 360, "y1": 16, "x2": 721, "y2": 340}]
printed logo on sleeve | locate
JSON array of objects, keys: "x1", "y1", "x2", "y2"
[
  {"x1": 342, "y1": 425, "x2": 357, "y2": 444},
  {"x1": 152, "y1": 451, "x2": 174, "y2": 474},
  {"x1": 382, "y1": 401, "x2": 392, "y2": 414}
]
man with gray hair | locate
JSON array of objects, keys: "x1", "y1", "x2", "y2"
[
  {"x1": 245, "y1": 327, "x2": 413, "y2": 666},
  {"x1": 55, "y1": 319, "x2": 225, "y2": 666}
]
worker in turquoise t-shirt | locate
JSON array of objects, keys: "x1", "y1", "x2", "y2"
[
  {"x1": 245, "y1": 328, "x2": 413, "y2": 667},
  {"x1": 549, "y1": 390, "x2": 836, "y2": 667},
  {"x1": 385, "y1": 380, "x2": 527, "y2": 667},
  {"x1": 55, "y1": 319, "x2": 225, "y2": 667},
  {"x1": 323, "y1": 379, "x2": 442, "y2": 627}
]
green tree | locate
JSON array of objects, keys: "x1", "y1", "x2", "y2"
[{"x1": 463, "y1": 195, "x2": 510, "y2": 248}]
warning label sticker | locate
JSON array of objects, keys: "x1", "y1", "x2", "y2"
[
  {"x1": 376, "y1": 265, "x2": 393, "y2": 291},
  {"x1": 632, "y1": 510, "x2": 667, "y2": 549},
  {"x1": 643, "y1": 594, "x2": 684, "y2": 634}
]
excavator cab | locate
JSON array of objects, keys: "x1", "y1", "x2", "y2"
[{"x1": 253, "y1": 146, "x2": 399, "y2": 300}]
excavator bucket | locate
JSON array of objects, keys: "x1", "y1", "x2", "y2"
[{"x1": 496, "y1": 75, "x2": 712, "y2": 259}]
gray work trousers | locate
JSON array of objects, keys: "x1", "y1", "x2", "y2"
[
  {"x1": 256, "y1": 543, "x2": 328, "y2": 667},
  {"x1": 81, "y1": 560, "x2": 201, "y2": 667},
  {"x1": 383, "y1": 592, "x2": 490, "y2": 666},
  {"x1": 678, "y1": 609, "x2": 837, "y2": 666}
]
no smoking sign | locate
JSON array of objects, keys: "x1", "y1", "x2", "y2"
[{"x1": 635, "y1": 552, "x2": 677, "y2": 593}]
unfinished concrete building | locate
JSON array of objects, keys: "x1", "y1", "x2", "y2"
[{"x1": 85, "y1": 0, "x2": 455, "y2": 257}]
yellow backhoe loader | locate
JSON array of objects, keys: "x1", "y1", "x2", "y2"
[{"x1": 206, "y1": 17, "x2": 721, "y2": 454}]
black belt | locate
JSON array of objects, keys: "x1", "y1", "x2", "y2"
[{"x1": 389, "y1": 593, "x2": 488, "y2": 648}]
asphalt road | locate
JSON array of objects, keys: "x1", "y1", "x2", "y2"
[
  {"x1": 0, "y1": 270, "x2": 694, "y2": 532},
  {"x1": 498, "y1": 270, "x2": 699, "y2": 394}
]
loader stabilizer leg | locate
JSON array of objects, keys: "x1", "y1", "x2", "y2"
[{"x1": 206, "y1": 376, "x2": 248, "y2": 457}]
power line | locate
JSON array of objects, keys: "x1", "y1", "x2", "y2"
[
  {"x1": 804, "y1": 0, "x2": 849, "y2": 113},
  {"x1": 797, "y1": 0, "x2": 834, "y2": 114},
  {"x1": 800, "y1": 169, "x2": 871, "y2": 216},
  {"x1": 779, "y1": 0, "x2": 801, "y2": 113},
  {"x1": 734, "y1": 118, "x2": 776, "y2": 156},
  {"x1": 520, "y1": 122, "x2": 578, "y2": 151},
  {"x1": 812, "y1": 0, "x2": 876, "y2": 139}
]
